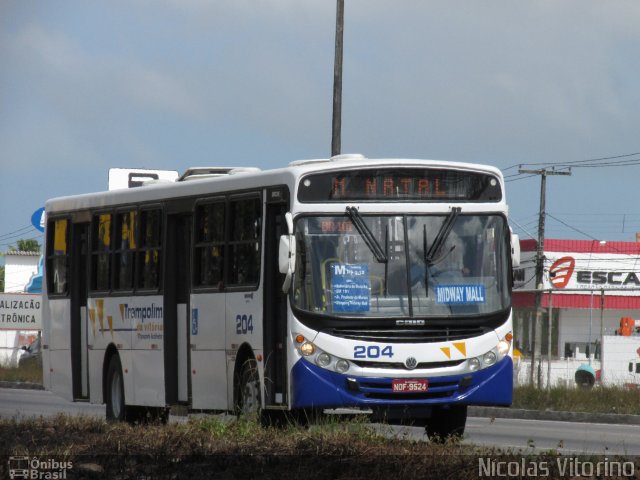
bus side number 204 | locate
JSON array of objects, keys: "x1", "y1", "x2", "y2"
[
  {"x1": 354, "y1": 345, "x2": 394, "y2": 359},
  {"x1": 236, "y1": 314, "x2": 254, "y2": 335}
]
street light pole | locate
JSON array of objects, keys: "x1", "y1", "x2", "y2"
[{"x1": 331, "y1": 0, "x2": 344, "y2": 157}]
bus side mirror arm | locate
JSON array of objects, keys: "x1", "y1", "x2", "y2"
[{"x1": 279, "y1": 212, "x2": 296, "y2": 293}]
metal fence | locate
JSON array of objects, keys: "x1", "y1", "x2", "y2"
[{"x1": 512, "y1": 288, "x2": 640, "y2": 388}]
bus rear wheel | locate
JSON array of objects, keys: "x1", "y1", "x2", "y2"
[
  {"x1": 426, "y1": 405, "x2": 467, "y2": 443},
  {"x1": 106, "y1": 355, "x2": 127, "y2": 422},
  {"x1": 237, "y1": 359, "x2": 261, "y2": 420}
]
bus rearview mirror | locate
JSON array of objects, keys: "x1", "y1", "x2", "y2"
[{"x1": 279, "y1": 234, "x2": 296, "y2": 292}]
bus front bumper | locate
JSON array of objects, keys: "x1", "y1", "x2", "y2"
[{"x1": 291, "y1": 356, "x2": 513, "y2": 410}]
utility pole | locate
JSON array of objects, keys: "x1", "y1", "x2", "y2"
[
  {"x1": 519, "y1": 168, "x2": 571, "y2": 387},
  {"x1": 331, "y1": 0, "x2": 344, "y2": 157}
]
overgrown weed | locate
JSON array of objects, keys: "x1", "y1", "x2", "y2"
[
  {"x1": 0, "y1": 362, "x2": 43, "y2": 383},
  {"x1": 513, "y1": 384, "x2": 640, "y2": 415}
]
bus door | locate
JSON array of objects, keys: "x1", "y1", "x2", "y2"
[
  {"x1": 190, "y1": 199, "x2": 227, "y2": 410},
  {"x1": 70, "y1": 221, "x2": 89, "y2": 400},
  {"x1": 263, "y1": 187, "x2": 289, "y2": 407},
  {"x1": 164, "y1": 213, "x2": 192, "y2": 404}
]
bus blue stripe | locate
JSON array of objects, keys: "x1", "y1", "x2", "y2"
[{"x1": 291, "y1": 356, "x2": 513, "y2": 409}]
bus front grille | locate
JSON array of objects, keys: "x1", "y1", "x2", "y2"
[
  {"x1": 326, "y1": 327, "x2": 488, "y2": 343},
  {"x1": 351, "y1": 359, "x2": 465, "y2": 370}
]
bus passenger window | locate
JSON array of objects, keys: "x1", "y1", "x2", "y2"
[
  {"x1": 194, "y1": 202, "x2": 225, "y2": 288},
  {"x1": 137, "y1": 209, "x2": 162, "y2": 290},
  {"x1": 91, "y1": 213, "x2": 112, "y2": 291},
  {"x1": 115, "y1": 211, "x2": 136, "y2": 290},
  {"x1": 228, "y1": 197, "x2": 261, "y2": 287},
  {"x1": 46, "y1": 218, "x2": 69, "y2": 295}
]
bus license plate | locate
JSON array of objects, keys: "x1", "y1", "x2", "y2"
[{"x1": 392, "y1": 379, "x2": 428, "y2": 392}]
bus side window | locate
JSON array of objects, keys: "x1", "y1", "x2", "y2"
[
  {"x1": 47, "y1": 218, "x2": 69, "y2": 295},
  {"x1": 91, "y1": 213, "x2": 112, "y2": 291},
  {"x1": 194, "y1": 202, "x2": 225, "y2": 288},
  {"x1": 228, "y1": 197, "x2": 261, "y2": 287},
  {"x1": 137, "y1": 209, "x2": 162, "y2": 290},
  {"x1": 115, "y1": 210, "x2": 136, "y2": 290}
]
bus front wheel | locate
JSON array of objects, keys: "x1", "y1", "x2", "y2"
[
  {"x1": 237, "y1": 358, "x2": 261, "y2": 420},
  {"x1": 426, "y1": 405, "x2": 467, "y2": 443}
]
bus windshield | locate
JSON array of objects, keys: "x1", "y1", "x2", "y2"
[{"x1": 292, "y1": 213, "x2": 510, "y2": 318}]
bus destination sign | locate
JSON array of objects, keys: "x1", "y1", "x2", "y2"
[{"x1": 297, "y1": 168, "x2": 502, "y2": 203}]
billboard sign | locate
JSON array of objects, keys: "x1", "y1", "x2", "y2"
[{"x1": 0, "y1": 293, "x2": 42, "y2": 330}]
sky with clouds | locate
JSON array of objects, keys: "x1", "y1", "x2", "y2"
[{"x1": 2, "y1": 0, "x2": 640, "y2": 252}]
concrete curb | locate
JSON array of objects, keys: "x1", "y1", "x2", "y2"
[
  {"x1": 0, "y1": 381, "x2": 44, "y2": 390},
  {"x1": 470, "y1": 406, "x2": 640, "y2": 425},
  {"x1": 0, "y1": 384, "x2": 637, "y2": 425}
]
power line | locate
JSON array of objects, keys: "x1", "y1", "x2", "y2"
[
  {"x1": 509, "y1": 217, "x2": 537, "y2": 240},
  {"x1": 505, "y1": 174, "x2": 538, "y2": 183},
  {"x1": 502, "y1": 151, "x2": 640, "y2": 172},
  {"x1": 503, "y1": 151, "x2": 640, "y2": 186},
  {"x1": 0, "y1": 225, "x2": 37, "y2": 241},
  {"x1": 546, "y1": 213, "x2": 602, "y2": 241}
]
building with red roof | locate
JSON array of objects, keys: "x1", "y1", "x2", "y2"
[{"x1": 513, "y1": 238, "x2": 640, "y2": 364}]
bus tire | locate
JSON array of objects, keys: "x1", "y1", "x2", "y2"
[
  {"x1": 426, "y1": 405, "x2": 467, "y2": 443},
  {"x1": 237, "y1": 358, "x2": 261, "y2": 420},
  {"x1": 105, "y1": 355, "x2": 127, "y2": 422}
]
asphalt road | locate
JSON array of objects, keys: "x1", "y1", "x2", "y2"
[
  {"x1": 383, "y1": 417, "x2": 640, "y2": 455},
  {"x1": 0, "y1": 387, "x2": 104, "y2": 419},
  {"x1": 1, "y1": 388, "x2": 639, "y2": 456}
]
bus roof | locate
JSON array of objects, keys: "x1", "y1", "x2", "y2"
[{"x1": 45, "y1": 156, "x2": 505, "y2": 214}]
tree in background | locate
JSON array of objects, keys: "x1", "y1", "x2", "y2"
[
  {"x1": 9, "y1": 239, "x2": 41, "y2": 253},
  {"x1": 0, "y1": 265, "x2": 4, "y2": 292}
]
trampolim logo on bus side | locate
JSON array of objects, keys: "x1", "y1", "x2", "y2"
[{"x1": 549, "y1": 256, "x2": 575, "y2": 289}]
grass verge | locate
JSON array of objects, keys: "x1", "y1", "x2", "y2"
[
  {"x1": 2, "y1": 415, "x2": 634, "y2": 480},
  {"x1": 0, "y1": 362, "x2": 42, "y2": 384},
  {"x1": 512, "y1": 385, "x2": 640, "y2": 415}
]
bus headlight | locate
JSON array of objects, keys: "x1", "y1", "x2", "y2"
[
  {"x1": 466, "y1": 332, "x2": 512, "y2": 373},
  {"x1": 483, "y1": 351, "x2": 497, "y2": 366},
  {"x1": 294, "y1": 333, "x2": 350, "y2": 374},
  {"x1": 300, "y1": 342, "x2": 315, "y2": 356},
  {"x1": 497, "y1": 337, "x2": 511, "y2": 357},
  {"x1": 468, "y1": 357, "x2": 481, "y2": 371},
  {"x1": 335, "y1": 359, "x2": 350, "y2": 373},
  {"x1": 316, "y1": 352, "x2": 331, "y2": 367}
]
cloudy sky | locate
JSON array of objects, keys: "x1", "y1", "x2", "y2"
[{"x1": 2, "y1": 0, "x2": 640, "y2": 253}]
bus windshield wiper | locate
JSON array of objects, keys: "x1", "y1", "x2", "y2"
[
  {"x1": 346, "y1": 206, "x2": 387, "y2": 263},
  {"x1": 425, "y1": 207, "x2": 460, "y2": 265}
]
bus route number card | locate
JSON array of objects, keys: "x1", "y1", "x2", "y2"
[{"x1": 331, "y1": 264, "x2": 370, "y2": 313}]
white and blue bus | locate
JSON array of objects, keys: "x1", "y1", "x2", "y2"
[{"x1": 42, "y1": 155, "x2": 519, "y2": 438}]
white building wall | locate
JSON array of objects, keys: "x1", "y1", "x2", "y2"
[
  {"x1": 557, "y1": 308, "x2": 635, "y2": 360},
  {"x1": 601, "y1": 336, "x2": 640, "y2": 386},
  {"x1": 4, "y1": 253, "x2": 39, "y2": 293}
]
